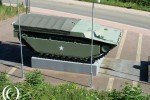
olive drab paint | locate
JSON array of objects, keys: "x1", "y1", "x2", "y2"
[{"x1": 13, "y1": 14, "x2": 122, "y2": 63}]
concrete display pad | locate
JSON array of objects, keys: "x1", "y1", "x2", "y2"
[
  {"x1": 32, "y1": 57, "x2": 104, "y2": 76},
  {"x1": 100, "y1": 58, "x2": 142, "y2": 81}
]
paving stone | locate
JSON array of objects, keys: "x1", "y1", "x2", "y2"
[
  {"x1": 93, "y1": 74, "x2": 109, "y2": 91},
  {"x1": 141, "y1": 35, "x2": 150, "y2": 61},
  {"x1": 0, "y1": 63, "x2": 12, "y2": 73},
  {"x1": 101, "y1": 58, "x2": 140, "y2": 81},
  {"x1": 106, "y1": 46, "x2": 118, "y2": 58},
  {"x1": 120, "y1": 31, "x2": 139, "y2": 61},
  {"x1": 140, "y1": 82, "x2": 150, "y2": 94},
  {"x1": 113, "y1": 77, "x2": 132, "y2": 91}
]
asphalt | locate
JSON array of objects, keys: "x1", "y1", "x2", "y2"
[{"x1": 2, "y1": 0, "x2": 150, "y2": 29}]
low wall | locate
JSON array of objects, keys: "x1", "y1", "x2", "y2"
[{"x1": 32, "y1": 57, "x2": 104, "y2": 76}]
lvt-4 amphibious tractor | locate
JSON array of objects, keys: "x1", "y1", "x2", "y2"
[{"x1": 13, "y1": 14, "x2": 122, "y2": 63}]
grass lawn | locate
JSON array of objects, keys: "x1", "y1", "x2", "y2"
[
  {"x1": 79, "y1": 0, "x2": 150, "y2": 12},
  {"x1": 0, "y1": 4, "x2": 25, "y2": 21}
]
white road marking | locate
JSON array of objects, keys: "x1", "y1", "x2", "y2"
[
  {"x1": 7, "y1": 67, "x2": 17, "y2": 77},
  {"x1": 116, "y1": 30, "x2": 127, "y2": 59},
  {"x1": 136, "y1": 34, "x2": 143, "y2": 62},
  {"x1": 106, "y1": 77, "x2": 115, "y2": 91}
]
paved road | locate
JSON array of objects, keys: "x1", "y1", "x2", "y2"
[{"x1": 3, "y1": 0, "x2": 150, "y2": 29}]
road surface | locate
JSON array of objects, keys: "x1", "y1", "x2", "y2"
[{"x1": 3, "y1": 0, "x2": 150, "y2": 29}]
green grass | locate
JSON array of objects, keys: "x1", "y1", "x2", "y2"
[
  {"x1": 79, "y1": 0, "x2": 150, "y2": 12},
  {"x1": 0, "y1": 71, "x2": 150, "y2": 100},
  {"x1": 0, "y1": 4, "x2": 25, "y2": 21}
]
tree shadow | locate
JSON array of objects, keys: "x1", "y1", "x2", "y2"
[{"x1": 0, "y1": 41, "x2": 33, "y2": 67}]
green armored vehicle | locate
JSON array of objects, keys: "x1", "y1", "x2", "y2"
[{"x1": 13, "y1": 14, "x2": 122, "y2": 63}]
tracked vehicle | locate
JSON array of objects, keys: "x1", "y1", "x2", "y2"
[{"x1": 13, "y1": 14, "x2": 122, "y2": 63}]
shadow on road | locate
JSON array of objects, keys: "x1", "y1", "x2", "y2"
[
  {"x1": 140, "y1": 61, "x2": 148, "y2": 82},
  {"x1": 133, "y1": 61, "x2": 148, "y2": 82},
  {"x1": 0, "y1": 41, "x2": 33, "y2": 67}
]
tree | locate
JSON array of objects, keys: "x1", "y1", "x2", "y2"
[{"x1": 0, "y1": 0, "x2": 2, "y2": 5}]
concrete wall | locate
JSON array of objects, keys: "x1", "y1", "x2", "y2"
[{"x1": 32, "y1": 57, "x2": 104, "y2": 76}]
